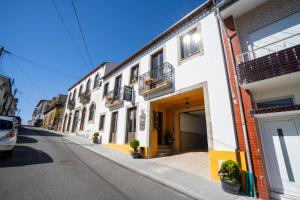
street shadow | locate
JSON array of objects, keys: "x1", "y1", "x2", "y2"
[
  {"x1": 17, "y1": 135, "x2": 38, "y2": 144},
  {"x1": 0, "y1": 145, "x2": 53, "y2": 167},
  {"x1": 18, "y1": 126, "x2": 63, "y2": 137}
]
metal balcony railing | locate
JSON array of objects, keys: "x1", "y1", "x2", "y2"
[
  {"x1": 138, "y1": 62, "x2": 174, "y2": 95},
  {"x1": 67, "y1": 99, "x2": 75, "y2": 109},
  {"x1": 104, "y1": 87, "x2": 123, "y2": 108},
  {"x1": 235, "y1": 33, "x2": 300, "y2": 85},
  {"x1": 104, "y1": 86, "x2": 133, "y2": 108},
  {"x1": 236, "y1": 33, "x2": 300, "y2": 64},
  {"x1": 79, "y1": 90, "x2": 91, "y2": 104}
]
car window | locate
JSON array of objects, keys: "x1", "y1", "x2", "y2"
[{"x1": 0, "y1": 120, "x2": 13, "y2": 129}]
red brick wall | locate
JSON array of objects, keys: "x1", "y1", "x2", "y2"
[{"x1": 221, "y1": 16, "x2": 269, "y2": 200}]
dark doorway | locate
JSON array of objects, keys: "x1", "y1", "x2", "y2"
[
  {"x1": 157, "y1": 111, "x2": 163, "y2": 145},
  {"x1": 126, "y1": 107, "x2": 137, "y2": 143},
  {"x1": 80, "y1": 107, "x2": 86, "y2": 131},
  {"x1": 71, "y1": 110, "x2": 79, "y2": 133},
  {"x1": 67, "y1": 113, "x2": 72, "y2": 132},
  {"x1": 110, "y1": 112, "x2": 118, "y2": 143}
]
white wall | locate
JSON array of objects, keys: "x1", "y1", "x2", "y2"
[{"x1": 252, "y1": 83, "x2": 300, "y2": 105}]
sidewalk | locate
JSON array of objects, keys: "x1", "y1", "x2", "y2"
[{"x1": 54, "y1": 132, "x2": 250, "y2": 200}]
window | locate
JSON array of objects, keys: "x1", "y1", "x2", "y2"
[
  {"x1": 256, "y1": 98, "x2": 294, "y2": 109},
  {"x1": 88, "y1": 103, "x2": 96, "y2": 121},
  {"x1": 180, "y1": 28, "x2": 201, "y2": 60},
  {"x1": 99, "y1": 115, "x2": 105, "y2": 131},
  {"x1": 151, "y1": 50, "x2": 164, "y2": 79},
  {"x1": 79, "y1": 85, "x2": 83, "y2": 97},
  {"x1": 86, "y1": 79, "x2": 91, "y2": 93},
  {"x1": 130, "y1": 65, "x2": 139, "y2": 84},
  {"x1": 93, "y1": 74, "x2": 100, "y2": 89},
  {"x1": 68, "y1": 93, "x2": 72, "y2": 101},
  {"x1": 114, "y1": 75, "x2": 122, "y2": 97},
  {"x1": 103, "y1": 83, "x2": 109, "y2": 97},
  {"x1": 73, "y1": 89, "x2": 77, "y2": 100}
]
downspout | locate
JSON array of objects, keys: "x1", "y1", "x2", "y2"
[
  {"x1": 215, "y1": 7, "x2": 257, "y2": 199},
  {"x1": 214, "y1": 8, "x2": 240, "y2": 153}
]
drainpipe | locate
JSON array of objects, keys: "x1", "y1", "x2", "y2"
[{"x1": 215, "y1": 7, "x2": 257, "y2": 199}]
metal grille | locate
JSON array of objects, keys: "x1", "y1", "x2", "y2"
[{"x1": 138, "y1": 62, "x2": 174, "y2": 94}]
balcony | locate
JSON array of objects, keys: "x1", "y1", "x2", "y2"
[
  {"x1": 236, "y1": 34, "x2": 300, "y2": 88},
  {"x1": 139, "y1": 62, "x2": 174, "y2": 96},
  {"x1": 67, "y1": 99, "x2": 75, "y2": 110},
  {"x1": 79, "y1": 90, "x2": 91, "y2": 104},
  {"x1": 104, "y1": 86, "x2": 132, "y2": 108}
]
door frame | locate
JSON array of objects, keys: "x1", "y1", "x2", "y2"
[{"x1": 258, "y1": 113, "x2": 300, "y2": 197}]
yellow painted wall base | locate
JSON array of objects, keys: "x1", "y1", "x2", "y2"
[
  {"x1": 103, "y1": 144, "x2": 149, "y2": 158},
  {"x1": 209, "y1": 150, "x2": 247, "y2": 190}
]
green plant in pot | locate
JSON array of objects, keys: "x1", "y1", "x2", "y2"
[
  {"x1": 164, "y1": 130, "x2": 175, "y2": 145},
  {"x1": 92, "y1": 132, "x2": 99, "y2": 144},
  {"x1": 130, "y1": 139, "x2": 140, "y2": 159},
  {"x1": 219, "y1": 160, "x2": 242, "y2": 194}
]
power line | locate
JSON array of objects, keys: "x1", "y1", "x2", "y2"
[
  {"x1": 8, "y1": 55, "x2": 48, "y2": 97},
  {"x1": 70, "y1": 0, "x2": 93, "y2": 68},
  {"x1": 50, "y1": 0, "x2": 89, "y2": 67},
  {"x1": 9, "y1": 52, "x2": 79, "y2": 79}
]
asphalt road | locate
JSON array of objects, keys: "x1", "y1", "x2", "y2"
[{"x1": 0, "y1": 127, "x2": 193, "y2": 200}]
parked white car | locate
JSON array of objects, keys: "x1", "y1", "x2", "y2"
[{"x1": 0, "y1": 115, "x2": 18, "y2": 157}]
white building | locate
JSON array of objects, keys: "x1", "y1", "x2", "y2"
[{"x1": 62, "y1": 1, "x2": 245, "y2": 181}]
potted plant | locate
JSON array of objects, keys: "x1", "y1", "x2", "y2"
[
  {"x1": 219, "y1": 160, "x2": 242, "y2": 194},
  {"x1": 130, "y1": 139, "x2": 140, "y2": 159},
  {"x1": 164, "y1": 130, "x2": 175, "y2": 145},
  {"x1": 144, "y1": 78, "x2": 153, "y2": 86},
  {"x1": 92, "y1": 132, "x2": 99, "y2": 143}
]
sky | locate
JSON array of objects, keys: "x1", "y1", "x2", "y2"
[{"x1": 0, "y1": 0, "x2": 204, "y2": 124}]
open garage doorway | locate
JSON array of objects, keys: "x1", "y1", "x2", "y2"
[{"x1": 179, "y1": 110, "x2": 207, "y2": 152}]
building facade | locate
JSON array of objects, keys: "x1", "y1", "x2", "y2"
[
  {"x1": 43, "y1": 94, "x2": 67, "y2": 131},
  {"x1": 30, "y1": 100, "x2": 50, "y2": 127},
  {"x1": 62, "y1": 1, "x2": 245, "y2": 183},
  {"x1": 0, "y1": 75, "x2": 18, "y2": 116},
  {"x1": 219, "y1": 0, "x2": 300, "y2": 199}
]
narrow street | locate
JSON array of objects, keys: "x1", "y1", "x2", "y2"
[{"x1": 0, "y1": 127, "x2": 194, "y2": 200}]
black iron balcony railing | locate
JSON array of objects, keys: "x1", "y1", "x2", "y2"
[
  {"x1": 138, "y1": 62, "x2": 174, "y2": 95},
  {"x1": 236, "y1": 33, "x2": 300, "y2": 85},
  {"x1": 104, "y1": 86, "x2": 133, "y2": 108},
  {"x1": 104, "y1": 87, "x2": 123, "y2": 107},
  {"x1": 79, "y1": 90, "x2": 91, "y2": 104},
  {"x1": 67, "y1": 99, "x2": 75, "y2": 109}
]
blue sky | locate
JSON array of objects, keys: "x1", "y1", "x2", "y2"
[{"x1": 0, "y1": 0, "x2": 204, "y2": 123}]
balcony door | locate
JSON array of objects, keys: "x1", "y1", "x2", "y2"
[
  {"x1": 114, "y1": 75, "x2": 122, "y2": 98},
  {"x1": 110, "y1": 112, "x2": 118, "y2": 143},
  {"x1": 151, "y1": 50, "x2": 163, "y2": 79}
]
